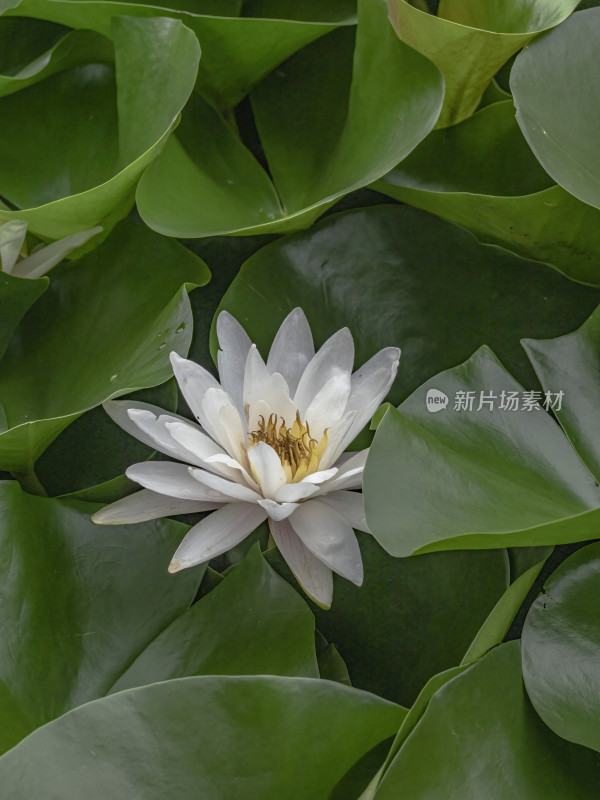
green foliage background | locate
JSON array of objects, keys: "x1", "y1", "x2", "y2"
[{"x1": 0, "y1": 0, "x2": 599, "y2": 795}]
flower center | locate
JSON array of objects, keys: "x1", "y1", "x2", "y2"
[{"x1": 249, "y1": 411, "x2": 328, "y2": 482}]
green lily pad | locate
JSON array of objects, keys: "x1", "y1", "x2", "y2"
[
  {"x1": 375, "y1": 100, "x2": 600, "y2": 286},
  {"x1": 242, "y1": 0, "x2": 357, "y2": 22},
  {"x1": 2, "y1": 0, "x2": 344, "y2": 110},
  {"x1": 309, "y1": 533, "x2": 509, "y2": 706},
  {"x1": 511, "y1": 8, "x2": 600, "y2": 210},
  {"x1": 374, "y1": 642, "x2": 600, "y2": 799},
  {"x1": 111, "y1": 545, "x2": 319, "y2": 692},
  {"x1": 0, "y1": 272, "x2": 47, "y2": 362},
  {"x1": 0, "y1": 674, "x2": 405, "y2": 799},
  {"x1": 0, "y1": 24, "x2": 113, "y2": 97},
  {"x1": 0, "y1": 17, "x2": 67, "y2": 74},
  {"x1": 461, "y1": 556, "x2": 548, "y2": 665},
  {"x1": 35, "y1": 381, "x2": 178, "y2": 497},
  {"x1": 364, "y1": 345, "x2": 600, "y2": 557},
  {"x1": 0, "y1": 15, "x2": 199, "y2": 237},
  {"x1": 136, "y1": 0, "x2": 443, "y2": 236},
  {"x1": 0, "y1": 480, "x2": 204, "y2": 754},
  {"x1": 0, "y1": 220, "x2": 209, "y2": 475},
  {"x1": 387, "y1": 0, "x2": 578, "y2": 126},
  {"x1": 523, "y1": 299, "x2": 600, "y2": 480},
  {"x1": 522, "y1": 541, "x2": 600, "y2": 753},
  {"x1": 214, "y1": 205, "x2": 600, "y2": 403}
]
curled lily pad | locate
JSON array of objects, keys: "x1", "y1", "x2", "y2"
[
  {"x1": 387, "y1": 0, "x2": 578, "y2": 126},
  {"x1": 0, "y1": 15, "x2": 199, "y2": 238},
  {"x1": 3, "y1": 0, "x2": 346, "y2": 110},
  {"x1": 136, "y1": 0, "x2": 443, "y2": 237}
]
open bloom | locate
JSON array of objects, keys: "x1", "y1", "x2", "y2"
[
  {"x1": 93, "y1": 309, "x2": 400, "y2": 607},
  {"x1": 0, "y1": 219, "x2": 102, "y2": 279}
]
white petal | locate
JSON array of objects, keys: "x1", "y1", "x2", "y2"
[
  {"x1": 302, "y1": 468, "x2": 338, "y2": 485},
  {"x1": 258, "y1": 498, "x2": 299, "y2": 520},
  {"x1": 11, "y1": 225, "x2": 102, "y2": 279},
  {"x1": 91, "y1": 489, "x2": 221, "y2": 525},
  {"x1": 319, "y1": 490, "x2": 369, "y2": 532},
  {"x1": 294, "y1": 328, "x2": 354, "y2": 417},
  {"x1": 318, "y1": 410, "x2": 357, "y2": 470},
  {"x1": 104, "y1": 400, "x2": 192, "y2": 450},
  {"x1": 201, "y1": 388, "x2": 247, "y2": 464},
  {"x1": 244, "y1": 345, "x2": 297, "y2": 429},
  {"x1": 0, "y1": 220, "x2": 28, "y2": 274},
  {"x1": 164, "y1": 420, "x2": 229, "y2": 469},
  {"x1": 170, "y1": 352, "x2": 223, "y2": 429},
  {"x1": 320, "y1": 449, "x2": 367, "y2": 492},
  {"x1": 269, "y1": 518, "x2": 333, "y2": 608},
  {"x1": 289, "y1": 499, "x2": 363, "y2": 586},
  {"x1": 267, "y1": 308, "x2": 315, "y2": 395},
  {"x1": 274, "y1": 482, "x2": 319, "y2": 503},
  {"x1": 216, "y1": 311, "x2": 252, "y2": 415},
  {"x1": 128, "y1": 410, "x2": 222, "y2": 467},
  {"x1": 337, "y1": 347, "x2": 400, "y2": 452},
  {"x1": 304, "y1": 370, "x2": 351, "y2": 439},
  {"x1": 319, "y1": 467, "x2": 364, "y2": 493},
  {"x1": 126, "y1": 462, "x2": 231, "y2": 502},
  {"x1": 202, "y1": 453, "x2": 259, "y2": 490},
  {"x1": 168, "y1": 503, "x2": 267, "y2": 571},
  {"x1": 189, "y1": 467, "x2": 260, "y2": 502},
  {"x1": 247, "y1": 441, "x2": 287, "y2": 499}
]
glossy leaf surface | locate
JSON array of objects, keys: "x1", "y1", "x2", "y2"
[
  {"x1": 375, "y1": 642, "x2": 600, "y2": 799},
  {"x1": 2, "y1": 0, "x2": 341, "y2": 109},
  {"x1": 0, "y1": 221, "x2": 208, "y2": 473},
  {"x1": 0, "y1": 675, "x2": 405, "y2": 799},
  {"x1": 215, "y1": 205, "x2": 600, "y2": 403},
  {"x1": 512, "y1": 9, "x2": 600, "y2": 210},
  {"x1": 387, "y1": 0, "x2": 577, "y2": 126},
  {"x1": 376, "y1": 101, "x2": 600, "y2": 286},
  {"x1": 112, "y1": 546, "x2": 319, "y2": 691},
  {"x1": 309, "y1": 533, "x2": 508, "y2": 706},
  {"x1": 364, "y1": 346, "x2": 600, "y2": 556},
  {"x1": 136, "y1": 0, "x2": 443, "y2": 236},
  {"x1": 522, "y1": 541, "x2": 600, "y2": 753},
  {"x1": 0, "y1": 16, "x2": 199, "y2": 237},
  {"x1": 0, "y1": 480, "x2": 202, "y2": 754}
]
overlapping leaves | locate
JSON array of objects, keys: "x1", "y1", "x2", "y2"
[
  {"x1": 386, "y1": 0, "x2": 578, "y2": 126},
  {"x1": 376, "y1": 100, "x2": 600, "y2": 286},
  {"x1": 0, "y1": 673, "x2": 405, "y2": 799},
  {"x1": 215, "y1": 205, "x2": 600, "y2": 401},
  {"x1": 0, "y1": 221, "x2": 208, "y2": 475},
  {"x1": 136, "y1": 0, "x2": 443, "y2": 237},
  {"x1": 364, "y1": 307, "x2": 600, "y2": 556},
  {"x1": 0, "y1": 0, "x2": 598, "y2": 795},
  {"x1": 0, "y1": 15, "x2": 199, "y2": 237},
  {"x1": 2, "y1": 0, "x2": 345, "y2": 109},
  {"x1": 373, "y1": 642, "x2": 600, "y2": 799},
  {"x1": 0, "y1": 483, "x2": 321, "y2": 755}
]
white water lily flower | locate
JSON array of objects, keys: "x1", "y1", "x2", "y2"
[
  {"x1": 92, "y1": 309, "x2": 400, "y2": 608},
  {"x1": 0, "y1": 219, "x2": 102, "y2": 279}
]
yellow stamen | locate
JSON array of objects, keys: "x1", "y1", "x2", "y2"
[{"x1": 249, "y1": 410, "x2": 326, "y2": 480}]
